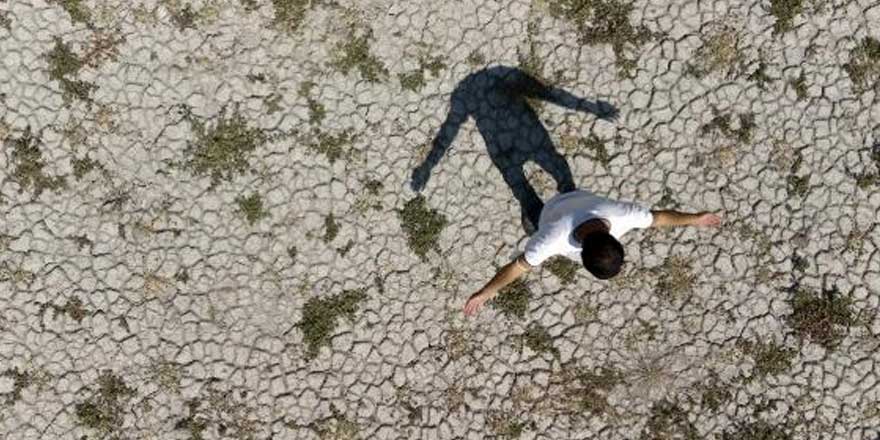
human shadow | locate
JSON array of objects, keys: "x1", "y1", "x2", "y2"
[{"x1": 410, "y1": 65, "x2": 619, "y2": 233}]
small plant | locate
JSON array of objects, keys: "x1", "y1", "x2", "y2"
[
  {"x1": 235, "y1": 193, "x2": 269, "y2": 225},
  {"x1": 311, "y1": 130, "x2": 355, "y2": 164},
  {"x1": 298, "y1": 289, "x2": 368, "y2": 358},
  {"x1": 182, "y1": 107, "x2": 267, "y2": 187},
  {"x1": 579, "y1": 135, "x2": 611, "y2": 167},
  {"x1": 272, "y1": 0, "x2": 312, "y2": 33},
  {"x1": 466, "y1": 50, "x2": 486, "y2": 67},
  {"x1": 1, "y1": 368, "x2": 33, "y2": 404},
  {"x1": 700, "y1": 108, "x2": 756, "y2": 144},
  {"x1": 736, "y1": 339, "x2": 796, "y2": 379},
  {"x1": 544, "y1": 256, "x2": 579, "y2": 285},
  {"x1": 487, "y1": 410, "x2": 527, "y2": 439},
  {"x1": 786, "y1": 286, "x2": 859, "y2": 350},
  {"x1": 492, "y1": 278, "x2": 531, "y2": 319},
  {"x1": 313, "y1": 404, "x2": 360, "y2": 440},
  {"x1": 174, "y1": 386, "x2": 259, "y2": 440},
  {"x1": 747, "y1": 60, "x2": 773, "y2": 90},
  {"x1": 558, "y1": 365, "x2": 622, "y2": 415},
  {"x1": 331, "y1": 30, "x2": 389, "y2": 83},
  {"x1": 398, "y1": 54, "x2": 446, "y2": 92},
  {"x1": 768, "y1": 0, "x2": 804, "y2": 34},
  {"x1": 522, "y1": 322, "x2": 559, "y2": 358},
  {"x1": 721, "y1": 420, "x2": 792, "y2": 440},
  {"x1": 788, "y1": 71, "x2": 808, "y2": 100},
  {"x1": 6, "y1": 126, "x2": 67, "y2": 197},
  {"x1": 74, "y1": 371, "x2": 136, "y2": 437},
  {"x1": 298, "y1": 81, "x2": 326, "y2": 126},
  {"x1": 697, "y1": 374, "x2": 733, "y2": 411},
  {"x1": 45, "y1": 37, "x2": 96, "y2": 103},
  {"x1": 397, "y1": 195, "x2": 448, "y2": 259},
  {"x1": 53, "y1": 296, "x2": 88, "y2": 322},
  {"x1": 843, "y1": 36, "x2": 880, "y2": 92},
  {"x1": 653, "y1": 255, "x2": 696, "y2": 301},
  {"x1": 71, "y1": 155, "x2": 104, "y2": 180},
  {"x1": 544, "y1": 0, "x2": 655, "y2": 78},
  {"x1": 49, "y1": 0, "x2": 92, "y2": 25},
  {"x1": 323, "y1": 213, "x2": 339, "y2": 243},
  {"x1": 786, "y1": 173, "x2": 810, "y2": 197},
  {"x1": 167, "y1": 2, "x2": 198, "y2": 31},
  {"x1": 688, "y1": 24, "x2": 743, "y2": 79},
  {"x1": 641, "y1": 400, "x2": 699, "y2": 440}
]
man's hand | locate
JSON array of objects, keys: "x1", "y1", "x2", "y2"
[
  {"x1": 463, "y1": 289, "x2": 492, "y2": 316},
  {"x1": 694, "y1": 212, "x2": 722, "y2": 227}
]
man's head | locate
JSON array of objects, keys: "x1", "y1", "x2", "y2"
[{"x1": 580, "y1": 232, "x2": 624, "y2": 279}]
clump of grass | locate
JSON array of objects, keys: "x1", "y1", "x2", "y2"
[
  {"x1": 174, "y1": 399, "x2": 208, "y2": 440},
  {"x1": 748, "y1": 60, "x2": 773, "y2": 90},
  {"x1": 298, "y1": 289, "x2": 368, "y2": 359},
  {"x1": 272, "y1": 0, "x2": 312, "y2": 33},
  {"x1": 687, "y1": 25, "x2": 743, "y2": 79},
  {"x1": 287, "y1": 246, "x2": 298, "y2": 260},
  {"x1": 700, "y1": 108, "x2": 756, "y2": 144},
  {"x1": 737, "y1": 339, "x2": 796, "y2": 380},
  {"x1": 45, "y1": 37, "x2": 96, "y2": 103},
  {"x1": 843, "y1": 37, "x2": 880, "y2": 92},
  {"x1": 653, "y1": 255, "x2": 696, "y2": 301},
  {"x1": 697, "y1": 374, "x2": 732, "y2": 411},
  {"x1": 311, "y1": 130, "x2": 354, "y2": 164},
  {"x1": 53, "y1": 296, "x2": 88, "y2": 322},
  {"x1": 397, "y1": 195, "x2": 447, "y2": 259},
  {"x1": 167, "y1": 2, "x2": 198, "y2": 31},
  {"x1": 175, "y1": 388, "x2": 258, "y2": 440},
  {"x1": 1, "y1": 368, "x2": 34, "y2": 404},
  {"x1": 721, "y1": 420, "x2": 792, "y2": 440},
  {"x1": 298, "y1": 81, "x2": 326, "y2": 126},
  {"x1": 522, "y1": 322, "x2": 559, "y2": 358},
  {"x1": 398, "y1": 70, "x2": 426, "y2": 92},
  {"x1": 364, "y1": 179, "x2": 383, "y2": 196},
  {"x1": 545, "y1": 0, "x2": 655, "y2": 78},
  {"x1": 149, "y1": 361, "x2": 182, "y2": 394},
  {"x1": 544, "y1": 256, "x2": 579, "y2": 285},
  {"x1": 492, "y1": 278, "x2": 531, "y2": 319},
  {"x1": 71, "y1": 155, "x2": 104, "y2": 180},
  {"x1": 323, "y1": 213, "x2": 339, "y2": 243},
  {"x1": 579, "y1": 135, "x2": 611, "y2": 167},
  {"x1": 0, "y1": 11, "x2": 11, "y2": 30},
  {"x1": 74, "y1": 371, "x2": 136, "y2": 437},
  {"x1": 6, "y1": 126, "x2": 67, "y2": 197},
  {"x1": 182, "y1": 107, "x2": 267, "y2": 187},
  {"x1": 786, "y1": 286, "x2": 859, "y2": 350},
  {"x1": 788, "y1": 71, "x2": 808, "y2": 100},
  {"x1": 313, "y1": 404, "x2": 360, "y2": 439},
  {"x1": 641, "y1": 400, "x2": 699, "y2": 440},
  {"x1": 48, "y1": 0, "x2": 92, "y2": 25},
  {"x1": 331, "y1": 30, "x2": 389, "y2": 83},
  {"x1": 559, "y1": 365, "x2": 622, "y2": 415},
  {"x1": 768, "y1": 0, "x2": 804, "y2": 34},
  {"x1": 786, "y1": 174, "x2": 810, "y2": 197},
  {"x1": 235, "y1": 193, "x2": 269, "y2": 225},
  {"x1": 466, "y1": 50, "x2": 486, "y2": 67},
  {"x1": 487, "y1": 411, "x2": 527, "y2": 439}
]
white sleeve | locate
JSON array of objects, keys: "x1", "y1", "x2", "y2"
[
  {"x1": 522, "y1": 227, "x2": 559, "y2": 266},
  {"x1": 620, "y1": 202, "x2": 654, "y2": 229}
]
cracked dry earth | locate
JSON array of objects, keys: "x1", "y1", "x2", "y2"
[{"x1": 1, "y1": 0, "x2": 880, "y2": 439}]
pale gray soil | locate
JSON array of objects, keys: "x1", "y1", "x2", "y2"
[{"x1": 1, "y1": 0, "x2": 879, "y2": 439}]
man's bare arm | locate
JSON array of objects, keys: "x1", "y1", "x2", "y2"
[
  {"x1": 463, "y1": 256, "x2": 532, "y2": 316},
  {"x1": 651, "y1": 210, "x2": 722, "y2": 227}
]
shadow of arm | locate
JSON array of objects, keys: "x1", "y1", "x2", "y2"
[
  {"x1": 513, "y1": 72, "x2": 620, "y2": 121},
  {"x1": 410, "y1": 98, "x2": 467, "y2": 192}
]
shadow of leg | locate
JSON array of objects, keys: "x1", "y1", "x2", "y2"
[
  {"x1": 499, "y1": 165, "x2": 544, "y2": 235},
  {"x1": 535, "y1": 146, "x2": 576, "y2": 194}
]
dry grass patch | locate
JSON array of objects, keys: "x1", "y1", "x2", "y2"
[
  {"x1": 785, "y1": 286, "x2": 860, "y2": 350},
  {"x1": 687, "y1": 24, "x2": 743, "y2": 79}
]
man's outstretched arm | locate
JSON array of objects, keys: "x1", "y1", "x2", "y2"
[
  {"x1": 650, "y1": 210, "x2": 722, "y2": 227},
  {"x1": 463, "y1": 255, "x2": 532, "y2": 316}
]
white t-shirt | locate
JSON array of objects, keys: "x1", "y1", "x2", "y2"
[{"x1": 522, "y1": 190, "x2": 653, "y2": 266}]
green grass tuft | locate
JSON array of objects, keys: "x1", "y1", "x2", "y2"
[
  {"x1": 331, "y1": 30, "x2": 389, "y2": 83},
  {"x1": 71, "y1": 155, "x2": 104, "y2": 180},
  {"x1": 182, "y1": 108, "x2": 267, "y2": 187},
  {"x1": 544, "y1": 0, "x2": 654, "y2": 78},
  {"x1": 641, "y1": 400, "x2": 699, "y2": 440},
  {"x1": 843, "y1": 37, "x2": 880, "y2": 92},
  {"x1": 397, "y1": 195, "x2": 447, "y2": 259},
  {"x1": 786, "y1": 174, "x2": 810, "y2": 197},
  {"x1": 298, "y1": 289, "x2": 368, "y2": 358},
  {"x1": 653, "y1": 255, "x2": 696, "y2": 301},
  {"x1": 272, "y1": 0, "x2": 312, "y2": 32},
  {"x1": 544, "y1": 256, "x2": 580, "y2": 285},
  {"x1": 6, "y1": 126, "x2": 67, "y2": 197},
  {"x1": 562, "y1": 365, "x2": 622, "y2": 415},
  {"x1": 788, "y1": 71, "x2": 808, "y2": 100},
  {"x1": 721, "y1": 420, "x2": 792, "y2": 440},
  {"x1": 45, "y1": 37, "x2": 96, "y2": 103},
  {"x1": 737, "y1": 339, "x2": 796, "y2": 379},
  {"x1": 492, "y1": 279, "x2": 531, "y2": 319},
  {"x1": 48, "y1": 0, "x2": 92, "y2": 25},
  {"x1": 700, "y1": 108, "x2": 756, "y2": 144},
  {"x1": 768, "y1": 0, "x2": 804, "y2": 34},
  {"x1": 311, "y1": 130, "x2": 354, "y2": 164},
  {"x1": 487, "y1": 411, "x2": 527, "y2": 439},
  {"x1": 298, "y1": 81, "x2": 326, "y2": 125},
  {"x1": 75, "y1": 371, "x2": 136, "y2": 437},
  {"x1": 235, "y1": 193, "x2": 269, "y2": 225},
  {"x1": 323, "y1": 213, "x2": 339, "y2": 243},
  {"x1": 747, "y1": 60, "x2": 773, "y2": 90},
  {"x1": 786, "y1": 286, "x2": 859, "y2": 350},
  {"x1": 522, "y1": 322, "x2": 559, "y2": 358}
]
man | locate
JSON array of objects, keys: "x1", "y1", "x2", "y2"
[{"x1": 463, "y1": 190, "x2": 722, "y2": 316}]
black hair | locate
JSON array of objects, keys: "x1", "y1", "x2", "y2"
[{"x1": 580, "y1": 232, "x2": 624, "y2": 279}]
